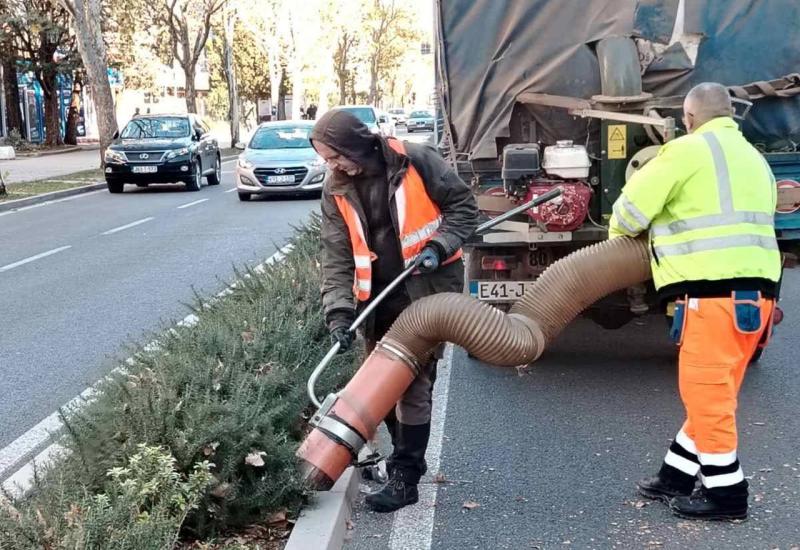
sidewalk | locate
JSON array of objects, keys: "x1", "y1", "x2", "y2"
[{"x1": 0, "y1": 149, "x2": 102, "y2": 184}]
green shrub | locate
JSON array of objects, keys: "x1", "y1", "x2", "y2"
[{"x1": 0, "y1": 216, "x2": 359, "y2": 545}]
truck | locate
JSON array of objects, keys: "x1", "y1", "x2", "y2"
[{"x1": 433, "y1": 0, "x2": 800, "y2": 329}]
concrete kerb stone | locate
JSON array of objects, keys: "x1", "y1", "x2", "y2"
[
  {"x1": 286, "y1": 457, "x2": 364, "y2": 550},
  {"x1": 0, "y1": 182, "x2": 106, "y2": 213}
]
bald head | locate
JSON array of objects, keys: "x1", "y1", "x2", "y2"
[{"x1": 683, "y1": 82, "x2": 734, "y2": 132}]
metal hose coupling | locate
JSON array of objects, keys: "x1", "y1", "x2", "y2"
[{"x1": 297, "y1": 237, "x2": 651, "y2": 489}]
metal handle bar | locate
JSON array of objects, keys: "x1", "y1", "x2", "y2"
[{"x1": 307, "y1": 186, "x2": 564, "y2": 406}]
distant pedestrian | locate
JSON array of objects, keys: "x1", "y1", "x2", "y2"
[
  {"x1": 133, "y1": 107, "x2": 141, "y2": 118},
  {"x1": 307, "y1": 104, "x2": 318, "y2": 120}
]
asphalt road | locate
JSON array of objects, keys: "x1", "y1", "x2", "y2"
[
  {"x1": 0, "y1": 159, "x2": 319, "y2": 455},
  {"x1": 346, "y1": 271, "x2": 800, "y2": 548}
]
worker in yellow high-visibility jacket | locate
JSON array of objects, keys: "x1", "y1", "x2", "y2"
[{"x1": 609, "y1": 82, "x2": 781, "y2": 521}]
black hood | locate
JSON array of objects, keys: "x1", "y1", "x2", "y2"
[{"x1": 310, "y1": 110, "x2": 380, "y2": 166}]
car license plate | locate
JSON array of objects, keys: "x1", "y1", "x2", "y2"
[
  {"x1": 266, "y1": 175, "x2": 295, "y2": 183},
  {"x1": 469, "y1": 281, "x2": 535, "y2": 302},
  {"x1": 132, "y1": 165, "x2": 157, "y2": 174}
]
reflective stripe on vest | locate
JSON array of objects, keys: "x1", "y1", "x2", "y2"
[
  {"x1": 386, "y1": 139, "x2": 463, "y2": 269},
  {"x1": 649, "y1": 133, "x2": 777, "y2": 257},
  {"x1": 333, "y1": 195, "x2": 373, "y2": 301}
]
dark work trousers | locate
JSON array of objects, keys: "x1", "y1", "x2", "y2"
[{"x1": 362, "y1": 287, "x2": 438, "y2": 483}]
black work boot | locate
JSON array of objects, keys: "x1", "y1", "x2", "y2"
[
  {"x1": 364, "y1": 473, "x2": 419, "y2": 513},
  {"x1": 670, "y1": 482, "x2": 749, "y2": 521},
  {"x1": 365, "y1": 422, "x2": 430, "y2": 513},
  {"x1": 637, "y1": 464, "x2": 696, "y2": 502}
]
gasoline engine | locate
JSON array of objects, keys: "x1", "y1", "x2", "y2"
[{"x1": 501, "y1": 141, "x2": 592, "y2": 231}]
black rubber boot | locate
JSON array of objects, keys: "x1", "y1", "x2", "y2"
[
  {"x1": 364, "y1": 474, "x2": 420, "y2": 513},
  {"x1": 365, "y1": 422, "x2": 430, "y2": 513},
  {"x1": 637, "y1": 464, "x2": 695, "y2": 502},
  {"x1": 669, "y1": 482, "x2": 749, "y2": 521}
]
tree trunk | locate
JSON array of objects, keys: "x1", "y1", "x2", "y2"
[
  {"x1": 2, "y1": 56, "x2": 23, "y2": 136},
  {"x1": 223, "y1": 9, "x2": 240, "y2": 145},
  {"x1": 64, "y1": 74, "x2": 82, "y2": 145},
  {"x1": 61, "y1": 0, "x2": 119, "y2": 162},
  {"x1": 184, "y1": 62, "x2": 198, "y2": 114},
  {"x1": 41, "y1": 68, "x2": 63, "y2": 147},
  {"x1": 290, "y1": 66, "x2": 303, "y2": 121},
  {"x1": 368, "y1": 56, "x2": 379, "y2": 105}
]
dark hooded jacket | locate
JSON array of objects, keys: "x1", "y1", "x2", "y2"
[{"x1": 311, "y1": 109, "x2": 479, "y2": 330}]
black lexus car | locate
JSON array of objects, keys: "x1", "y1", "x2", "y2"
[{"x1": 104, "y1": 114, "x2": 221, "y2": 193}]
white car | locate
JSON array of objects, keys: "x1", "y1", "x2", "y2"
[
  {"x1": 333, "y1": 105, "x2": 396, "y2": 137},
  {"x1": 388, "y1": 108, "x2": 407, "y2": 126}
]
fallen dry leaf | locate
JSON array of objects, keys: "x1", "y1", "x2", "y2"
[
  {"x1": 462, "y1": 500, "x2": 480, "y2": 510},
  {"x1": 202, "y1": 441, "x2": 220, "y2": 456},
  {"x1": 241, "y1": 331, "x2": 255, "y2": 343},
  {"x1": 266, "y1": 509, "x2": 288, "y2": 528},
  {"x1": 245, "y1": 451, "x2": 266, "y2": 467},
  {"x1": 346, "y1": 519, "x2": 355, "y2": 530},
  {"x1": 211, "y1": 482, "x2": 232, "y2": 499},
  {"x1": 433, "y1": 472, "x2": 447, "y2": 484}
]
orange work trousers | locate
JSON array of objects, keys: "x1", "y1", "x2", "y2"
[{"x1": 675, "y1": 294, "x2": 774, "y2": 455}]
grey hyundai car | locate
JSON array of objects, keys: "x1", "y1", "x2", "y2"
[{"x1": 235, "y1": 121, "x2": 326, "y2": 201}]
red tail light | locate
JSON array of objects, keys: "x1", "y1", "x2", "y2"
[{"x1": 481, "y1": 256, "x2": 517, "y2": 271}]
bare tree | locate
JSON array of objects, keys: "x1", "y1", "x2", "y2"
[
  {"x1": 0, "y1": 28, "x2": 24, "y2": 137},
  {"x1": 59, "y1": 0, "x2": 119, "y2": 158},
  {"x1": 240, "y1": 3, "x2": 285, "y2": 120},
  {"x1": 333, "y1": 32, "x2": 357, "y2": 105},
  {"x1": 162, "y1": 0, "x2": 226, "y2": 113},
  {"x1": 364, "y1": 0, "x2": 416, "y2": 106}
]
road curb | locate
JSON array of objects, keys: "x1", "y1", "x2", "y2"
[
  {"x1": 286, "y1": 463, "x2": 362, "y2": 550},
  {"x1": 0, "y1": 182, "x2": 106, "y2": 213}
]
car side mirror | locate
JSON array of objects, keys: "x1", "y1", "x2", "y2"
[
  {"x1": 378, "y1": 116, "x2": 388, "y2": 124},
  {"x1": 112, "y1": 130, "x2": 120, "y2": 140},
  {"x1": 235, "y1": 141, "x2": 246, "y2": 150}
]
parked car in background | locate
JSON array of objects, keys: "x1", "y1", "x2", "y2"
[
  {"x1": 104, "y1": 114, "x2": 221, "y2": 193},
  {"x1": 388, "y1": 107, "x2": 407, "y2": 126},
  {"x1": 406, "y1": 109, "x2": 435, "y2": 133},
  {"x1": 333, "y1": 105, "x2": 396, "y2": 137},
  {"x1": 235, "y1": 121, "x2": 326, "y2": 201}
]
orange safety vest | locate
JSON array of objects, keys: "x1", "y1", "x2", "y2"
[{"x1": 333, "y1": 139, "x2": 463, "y2": 301}]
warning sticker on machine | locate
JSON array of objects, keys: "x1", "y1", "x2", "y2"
[{"x1": 608, "y1": 124, "x2": 626, "y2": 159}]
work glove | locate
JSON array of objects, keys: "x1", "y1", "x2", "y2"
[
  {"x1": 327, "y1": 308, "x2": 355, "y2": 353},
  {"x1": 415, "y1": 244, "x2": 442, "y2": 274},
  {"x1": 330, "y1": 326, "x2": 354, "y2": 353}
]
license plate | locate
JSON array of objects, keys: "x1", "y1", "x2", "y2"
[
  {"x1": 266, "y1": 175, "x2": 295, "y2": 183},
  {"x1": 470, "y1": 281, "x2": 535, "y2": 302},
  {"x1": 132, "y1": 165, "x2": 157, "y2": 174}
]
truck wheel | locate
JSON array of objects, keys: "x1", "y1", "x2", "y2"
[{"x1": 586, "y1": 308, "x2": 634, "y2": 330}]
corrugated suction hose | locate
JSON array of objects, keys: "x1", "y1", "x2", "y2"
[{"x1": 297, "y1": 237, "x2": 651, "y2": 488}]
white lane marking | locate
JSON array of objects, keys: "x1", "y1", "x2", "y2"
[
  {"x1": 0, "y1": 190, "x2": 104, "y2": 218},
  {"x1": 225, "y1": 187, "x2": 239, "y2": 193},
  {"x1": 101, "y1": 216, "x2": 154, "y2": 235},
  {"x1": 0, "y1": 245, "x2": 72, "y2": 273},
  {"x1": 0, "y1": 243, "x2": 294, "y2": 489},
  {"x1": 389, "y1": 344, "x2": 454, "y2": 550},
  {"x1": 177, "y1": 198, "x2": 209, "y2": 209}
]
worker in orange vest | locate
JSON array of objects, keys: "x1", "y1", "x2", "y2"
[{"x1": 311, "y1": 109, "x2": 479, "y2": 512}]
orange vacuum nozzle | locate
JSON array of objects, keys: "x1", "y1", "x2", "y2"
[{"x1": 297, "y1": 345, "x2": 418, "y2": 490}]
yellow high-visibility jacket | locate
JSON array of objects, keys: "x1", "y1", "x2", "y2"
[{"x1": 609, "y1": 117, "x2": 781, "y2": 292}]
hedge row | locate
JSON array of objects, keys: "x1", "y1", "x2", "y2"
[{"x1": 0, "y1": 215, "x2": 359, "y2": 549}]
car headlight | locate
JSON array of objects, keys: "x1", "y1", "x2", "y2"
[
  {"x1": 238, "y1": 157, "x2": 254, "y2": 170},
  {"x1": 104, "y1": 149, "x2": 126, "y2": 164},
  {"x1": 166, "y1": 147, "x2": 190, "y2": 159}
]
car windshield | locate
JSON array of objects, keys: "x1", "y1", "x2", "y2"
[
  {"x1": 409, "y1": 111, "x2": 432, "y2": 119},
  {"x1": 389, "y1": 109, "x2": 405, "y2": 115},
  {"x1": 339, "y1": 107, "x2": 376, "y2": 124},
  {"x1": 121, "y1": 117, "x2": 191, "y2": 139},
  {"x1": 249, "y1": 126, "x2": 312, "y2": 150}
]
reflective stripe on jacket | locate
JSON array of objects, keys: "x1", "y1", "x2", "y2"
[
  {"x1": 333, "y1": 139, "x2": 463, "y2": 302},
  {"x1": 609, "y1": 117, "x2": 781, "y2": 290}
]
